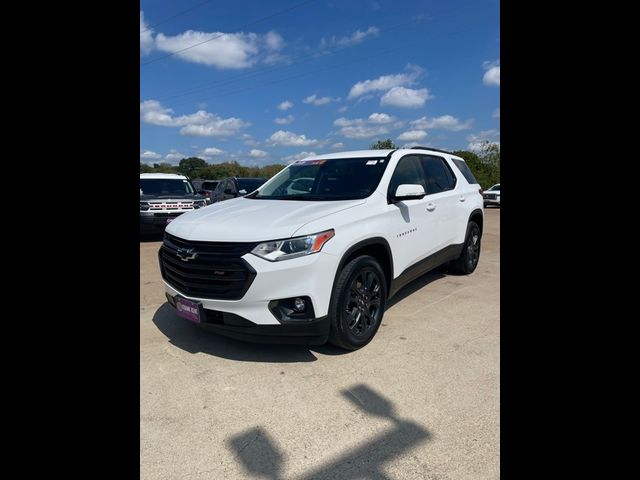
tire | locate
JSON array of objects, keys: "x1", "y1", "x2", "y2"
[
  {"x1": 328, "y1": 255, "x2": 387, "y2": 350},
  {"x1": 450, "y1": 221, "x2": 481, "y2": 274}
]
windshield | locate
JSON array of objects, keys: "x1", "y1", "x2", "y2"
[
  {"x1": 237, "y1": 178, "x2": 266, "y2": 192},
  {"x1": 140, "y1": 178, "x2": 195, "y2": 196},
  {"x1": 251, "y1": 157, "x2": 388, "y2": 201},
  {"x1": 489, "y1": 184, "x2": 500, "y2": 191},
  {"x1": 202, "y1": 181, "x2": 218, "y2": 190}
]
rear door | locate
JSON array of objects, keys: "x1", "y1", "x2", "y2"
[{"x1": 419, "y1": 155, "x2": 460, "y2": 248}]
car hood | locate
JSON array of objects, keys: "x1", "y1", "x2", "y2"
[{"x1": 166, "y1": 197, "x2": 365, "y2": 242}]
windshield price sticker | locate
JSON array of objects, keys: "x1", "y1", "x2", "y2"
[{"x1": 366, "y1": 160, "x2": 378, "y2": 165}]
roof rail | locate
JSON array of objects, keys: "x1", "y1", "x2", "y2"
[{"x1": 410, "y1": 146, "x2": 453, "y2": 154}]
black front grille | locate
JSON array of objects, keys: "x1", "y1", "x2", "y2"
[
  {"x1": 159, "y1": 233, "x2": 257, "y2": 300},
  {"x1": 484, "y1": 193, "x2": 497, "y2": 200}
]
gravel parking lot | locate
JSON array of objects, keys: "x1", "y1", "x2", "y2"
[{"x1": 140, "y1": 208, "x2": 500, "y2": 480}]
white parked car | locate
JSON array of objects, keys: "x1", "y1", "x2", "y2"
[
  {"x1": 140, "y1": 173, "x2": 207, "y2": 233},
  {"x1": 159, "y1": 148, "x2": 484, "y2": 350},
  {"x1": 483, "y1": 183, "x2": 500, "y2": 207}
]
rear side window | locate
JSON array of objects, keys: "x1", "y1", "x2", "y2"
[
  {"x1": 421, "y1": 155, "x2": 456, "y2": 194},
  {"x1": 451, "y1": 158, "x2": 479, "y2": 185}
]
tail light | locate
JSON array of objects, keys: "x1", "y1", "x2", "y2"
[{"x1": 478, "y1": 188, "x2": 484, "y2": 196}]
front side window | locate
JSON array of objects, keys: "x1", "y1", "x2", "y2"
[
  {"x1": 140, "y1": 179, "x2": 195, "y2": 196},
  {"x1": 421, "y1": 156, "x2": 456, "y2": 194},
  {"x1": 251, "y1": 157, "x2": 388, "y2": 201},
  {"x1": 388, "y1": 155, "x2": 427, "y2": 197},
  {"x1": 237, "y1": 178, "x2": 266, "y2": 192}
]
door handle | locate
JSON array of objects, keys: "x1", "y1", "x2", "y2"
[
  {"x1": 459, "y1": 195, "x2": 466, "y2": 202},
  {"x1": 426, "y1": 203, "x2": 436, "y2": 212}
]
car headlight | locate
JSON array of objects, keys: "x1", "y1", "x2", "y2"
[
  {"x1": 140, "y1": 201, "x2": 149, "y2": 211},
  {"x1": 251, "y1": 229, "x2": 335, "y2": 261},
  {"x1": 193, "y1": 200, "x2": 206, "y2": 209}
]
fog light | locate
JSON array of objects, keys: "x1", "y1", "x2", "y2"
[{"x1": 293, "y1": 297, "x2": 306, "y2": 312}]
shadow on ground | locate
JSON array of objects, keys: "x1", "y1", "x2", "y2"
[
  {"x1": 152, "y1": 303, "x2": 346, "y2": 363},
  {"x1": 228, "y1": 384, "x2": 431, "y2": 479},
  {"x1": 151, "y1": 264, "x2": 454, "y2": 363}
]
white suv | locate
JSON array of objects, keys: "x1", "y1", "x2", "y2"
[
  {"x1": 140, "y1": 173, "x2": 207, "y2": 233},
  {"x1": 159, "y1": 148, "x2": 483, "y2": 350}
]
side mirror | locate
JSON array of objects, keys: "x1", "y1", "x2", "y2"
[
  {"x1": 238, "y1": 189, "x2": 247, "y2": 195},
  {"x1": 391, "y1": 184, "x2": 426, "y2": 202}
]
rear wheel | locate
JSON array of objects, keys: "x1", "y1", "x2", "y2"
[
  {"x1": 450, "y1": 221, "x2": 481, "y2": 274},
  {"x1": 328, "y1": 256, "x2": 387, "y2": 350}
]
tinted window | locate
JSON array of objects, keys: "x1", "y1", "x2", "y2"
[
  {"x1": 388, "y1": 155, "x2": 427, "y2": 197},
  {"x1": 421, "y1": 156, "x2": 456, "y2": 194},
  {"x1": 253, "y1": 157, "x2": 388, "y2": 201},
  {"x1": 237, "y1": 178, "x2": 266, "y2": 192},
  {"x1": 226, "y1": 180, "x2": 236, "y2": 193},
  {"x1": 489, "y1": 184, "x2": 500, "y2": 191},
  {"x1": 202, "y1": 181, "x2": 218, "y2": 190},
  {"x1": 140, "y1": 179, "x2": 194, "y2": 195},
  {"x1": 451, "y1": 158, "x2": 479, "y2": 185}
]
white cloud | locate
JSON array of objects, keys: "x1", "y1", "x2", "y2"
[
  {"x1": 267, "y1": 130, "x2": 319, "y2": 147},
  {"x1": 140, "y1": 149, "x2": 161, "y2": 160},
  {"x1": 140, "y1": 99, "x2": 250, "y2": 137},
  {"x1": 397, "y1": 130, "x2": 427, "y2": 141},
  {"x1": 201, "y1": 147, "x2": 224, "y2": 155},
  {"x1": 410, "y1": 115, "x2": 473, "y2": 131},
  {"x1": 248, "y1": 149, "x2": 268, "y2": 158},
  {"x1": 331, "y1": 142, "x2": 346, "y2": 149},
  {"x1": 348, "y1": 64, "x2": 424, "y2": 99},
  {"x1": 380, "y1": 87, "x2": 432, "y2": 108},
  {"x1": 180, "y1": 117, "x2": 250, "y2": 137},
  {"x1": 340, "y1": 125, "x2": 390, "y2": 139},
  {"x1": 334, "y1": 112, "x2": 399, "y2": 138},
  {"x1": 277, "y1": 100, "x2": 293, "y2": 110},
  {"x1": 282, "y1": 151, "x2": 317, "y2": 163},
  {"x1": 140, "y1": 11, "x2": 154, "y2": 56},
  {"x1": 493, "y1": 108, "x2": 500, "y2": 118},
  {"x1": 367, "y1": 112, "x2": 395, "y2": 124},
  {"x1": 154, "y1": 30, "x2": 285, "y2": 69},
  {"x1": 482, "y1": 60, "x2": 500, "y2": 86},
  {"x1": 466, "y1": 130, "x2": 500, "y2": 150},
  {"x1": 334, "y1": 113, "x2": 394, "y2": 127},
  {"x1": 337, "y1": 106, "x2": 348, "y2": 113},
  {"x1": 303, "y1": 93, "x2": 339, "y2": 105},
  {"x1": 165, "y1": 150, "x2": 186, "y2": 163},
  {"x1": 320, "y1": 26, "x2": 380, "y2": 49},
  {"x1": 274, "y1": 114, "x2": 294, "y2": 125}
]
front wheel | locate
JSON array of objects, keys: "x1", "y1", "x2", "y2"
[
  {"x1": 450, "y1": 221, "x2": 481, "y2": 274},
  {"x1": 328, "y1": 256, "x2": 387, "y2": 350}
]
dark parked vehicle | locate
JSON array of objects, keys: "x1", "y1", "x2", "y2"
[
  {"x1": 211, "y1": 177, "x2": 267, "y2": 203},
  {"x1": 192, "y1": 179, "x2": 220, "y2": 203}
]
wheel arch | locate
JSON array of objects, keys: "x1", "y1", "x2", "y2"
[
  {"x1": 469, "y1": 208, "x2": 484, "y2": 236},
  {"x1": 335, "y1": 237, "x2": 394, "y2": 295}
]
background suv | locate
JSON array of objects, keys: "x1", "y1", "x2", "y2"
[
  {"x1": 483, "y1": 183, "x2": 500, "y2": 207},
  {"x1": 210, "y1": 177, "x2": 267, "y2": 203},
  {"x1": 159, "y1": 148, "x2": 483, "y2": 350},
  {"x1": 140, "y1": 173, "x2": 207, "y2": 233}
]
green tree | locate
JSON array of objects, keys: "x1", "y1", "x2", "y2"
[
  {"x1": 452, "y1": 142, "x2": 500, "y2": 188},
  {"x1": 370, "y1": 139, "x2": 398, "y2": 149},
  {"x1": 177, "y1": 157, "x2": 207, "y2": 178},
  {"x1": 140, "y1": 163, "x2": 152, "y2": 173}
]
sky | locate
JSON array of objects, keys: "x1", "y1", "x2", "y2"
[{"x1": 140, "y1": 0, "x2": 500, "y2": 166}]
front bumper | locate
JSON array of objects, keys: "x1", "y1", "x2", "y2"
[
  {"x1": 162, "y1": 249, "x2": 339, "y2": 330},
  {"x1": 165, "y1": 292, "x2": 330, "y2": 344},
  {"x1": 483, "y1": 197, "x2": 500, "y2": 206}
]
